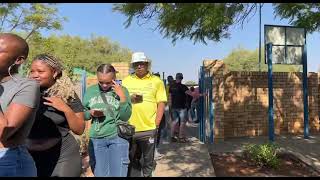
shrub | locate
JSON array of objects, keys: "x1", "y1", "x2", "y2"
[{"x1": 243, "y1": 143, "x2": 280, "y2": 169}]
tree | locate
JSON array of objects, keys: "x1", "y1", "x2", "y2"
[
  {"x1": 223, "y1": 46, "x2": 301, "y2": 72},
  {"x1": 113, "y1": 3, "x2": 320, "y2": 44},
  {"x1": 185, "y1": 80, "x2": 197, "y2": 86},
  {"x1": 0, "y1": 3, "x2": 67, "y2": 40},
  {"x1": 25, "y1": 33, "x2": 132, "y2": 77},
  {"x1": 273, "y1": 3, "x2": 320, "y2": 33}
]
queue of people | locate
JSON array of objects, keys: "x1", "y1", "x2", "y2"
[{"x1": 0, "y1": 33, "x2": 201, "y2": 177}]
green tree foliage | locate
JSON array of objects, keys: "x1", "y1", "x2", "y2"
[
  {"x1": 24, "y1": 33, "x2": 132, "y2": 76},
  {"x1": 185, "y1": 80, "x2": 197, "y2": 86},
  {"x1": 0, "y1": 3, "x2": 66, "y2": 40},
  {"x1": 114, "y1": 3, "x2": 320, "y2": 44},
  {"x1": 273, "y1": 3, "x2": 320, "y2": 32},
  {"x1": 223, "y1": 46, "x2": 301, "y2": 72}
]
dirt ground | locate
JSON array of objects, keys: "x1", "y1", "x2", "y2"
[{"x1": 210, "y1": 152, "x2": 320, "y2": 177}]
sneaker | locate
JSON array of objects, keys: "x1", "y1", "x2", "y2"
[
  {"x1": 171, "y1": 136, "x2": 178, "y2": 142},
  {"x1": 154, "y1": 149, "x2": 164, "y2": 160}
]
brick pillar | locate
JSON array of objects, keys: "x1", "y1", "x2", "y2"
[{"x1": 203, "y1": 60, "x2": 227, "y2": 141}]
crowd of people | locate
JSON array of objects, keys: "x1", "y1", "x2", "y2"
[{"x1": 0, "y1": 33, "x2": 202, "y2": 177}]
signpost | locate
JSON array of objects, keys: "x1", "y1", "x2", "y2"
[{"x1": 264, "y1": 25, "x2": 308, "y2": 141}]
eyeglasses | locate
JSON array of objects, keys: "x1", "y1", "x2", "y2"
[{"x1": 133, "y1": 62, "x2": 148, "y2": 69}]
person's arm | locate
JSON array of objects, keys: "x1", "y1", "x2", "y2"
[
  {"x1": 118, "y1": 86, "x2": 132, "y2": 122},
  {"x1": 43, "y1": 96, "x2": 85, "y2": 135},
  {"x1": 0, "y1": 81, "x2": 40, "y2": 141},
  {"x1": 0, "y1": 104, "x2": 36, "y2": 141},
  {"x1": 155, "y1": 102, "x2": 165, "y2": 127},
  {"x1": 82, "y1": 89, "x2": 92, "y2": 120},
  {"x1": 155, "y1": 80, "x2": 167, "y2": 127},
  {"x1": 185, "y1": 89, "x2": 193, "y2": 96}
]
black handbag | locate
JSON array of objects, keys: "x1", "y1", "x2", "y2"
[
  {"x1": 100, "y1": 90, "x2": 135, "y2": 140},
  {"x1": 116, "y1": 120, "x2": 135, "y2": 140}
]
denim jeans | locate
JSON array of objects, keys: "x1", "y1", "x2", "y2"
[
  {"x1": 88, "y1": 135, "x2": 130, "y2": 177},
  {"x1": 171, "y1": 108, "x2": 188, "y2": 138},
  {"x1": 0, "y1": 145, "x2": 37, "y2": 177},
  {"x1": 190, "y1": 102, "x2": 197, "y2": 122}
]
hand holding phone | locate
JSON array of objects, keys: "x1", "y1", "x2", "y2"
[
  {"x1": 90, "y1": 109, "x2": 105, "y2": 117},
  {"x1": 131, "y1": 93, "x2": 143, "y2": 104}
]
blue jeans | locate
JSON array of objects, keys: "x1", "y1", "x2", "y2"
[
  {"x1": 190, "y1": 102, "x2": 197, "y2": 122},
  {"x1": 88, "y1": 135, "x2": 130, "y2": 177},
  {"x1": 0, "y1": 145, "x2": 37, "y2": 177},
  {"x1": 171, "y1": 108, "x2": 188, "y2": 138}
]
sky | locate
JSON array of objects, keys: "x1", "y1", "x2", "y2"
[{"x1": 43, "y1": 3, "x2": 320, "y2": 82}]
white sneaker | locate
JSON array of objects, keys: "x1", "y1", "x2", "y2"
[{"x1": 154, "y1": 149, "x2": 164, "y2": 160}]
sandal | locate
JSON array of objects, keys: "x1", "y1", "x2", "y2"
[{"x1": 179, "y1": 138, "x2": 188, "y2": 143}]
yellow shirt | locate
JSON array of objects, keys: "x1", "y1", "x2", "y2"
[{"x1": 122, "y1": 73, "x2": 167, "y2": 132}]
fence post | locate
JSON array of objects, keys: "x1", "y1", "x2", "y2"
[
  {"x1": 209, "y1": 74, "x2": 214, "y2": 144},
  {"x1": 302, "y1": 45, "x2": 309, "y2": 139},
  {"x1": 267, "y1": 43, "x2": 274, "y2": 142},
  {"x1": 81, "y1": 69, "x2": 87, "y2": 102}
]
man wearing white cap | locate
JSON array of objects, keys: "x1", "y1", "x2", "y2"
[{"x1": 122, "y1": 52, "x2": 167, "y2": 177}]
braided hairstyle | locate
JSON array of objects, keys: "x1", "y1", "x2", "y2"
[{"x1": 32, "y1": 54, "x2": 76, "y2": 103}]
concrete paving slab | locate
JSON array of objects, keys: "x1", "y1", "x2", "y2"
[
  {"x1": 154, "y1": 122, "x2": 215, "y2": 177},
  {"x1": 154, "y1": 142, "x2": 215, "y2": 177}
]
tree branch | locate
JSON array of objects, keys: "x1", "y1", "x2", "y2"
[
  {"x1": 9, "y1": 10, "x2": 23, "y2": 32},
  {"x1": 25, "y1": 25, "x2": 38, "y2": 40}
]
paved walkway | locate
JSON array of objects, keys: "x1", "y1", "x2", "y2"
[{"x1": 154, "y1": 123, "x2": 215, "y2": 177}]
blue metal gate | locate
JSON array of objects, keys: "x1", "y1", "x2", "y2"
[{"x1": 198, "y1": 66, "x2": 214, "y2": 144}]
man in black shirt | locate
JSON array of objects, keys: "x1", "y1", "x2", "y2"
[{"x1": 169, "y1": 73, "x2": 189, "y2": 143}]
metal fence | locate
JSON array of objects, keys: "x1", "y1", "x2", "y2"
[{"x1": 198, "y1": 66, "x2": 214, "y2": 144}]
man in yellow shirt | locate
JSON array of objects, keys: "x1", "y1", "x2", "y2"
[{"x1": 122, "y1": 52, "x2": 167, "y2": 177}]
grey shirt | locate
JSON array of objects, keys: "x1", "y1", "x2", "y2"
[{"x1": 0, "y1": 74, "x2": 40, "y2": 146}]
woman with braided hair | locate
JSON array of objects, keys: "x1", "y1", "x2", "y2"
[{"x1": 26, "y1": 54, "x2": 85, "y2": 177}]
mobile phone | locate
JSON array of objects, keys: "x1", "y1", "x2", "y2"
[
  {"x1": 115, "y1": 79, "x2": 122, "y2": 85},
  {"x1": 92, "y1": 109, "x2": 105, "y2": 116}
]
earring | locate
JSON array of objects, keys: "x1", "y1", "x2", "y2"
[{"x1": 8, "y1": 63, "x2": 18, "y2": 81}]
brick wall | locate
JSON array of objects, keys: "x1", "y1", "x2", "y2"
[
  {"x1": 86, "y1": 62, "x2": 130, "y2": 87},
  {"x1": 204, "y1": 60, "x2": 320, "y2": 140}
]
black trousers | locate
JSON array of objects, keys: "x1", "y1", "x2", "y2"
[
  {"x1": 156, "y1": 115, "x2": 166, "y2": 147},
  {"x1": 127, "y1": 129, "x2": 157, "y2": 177}
]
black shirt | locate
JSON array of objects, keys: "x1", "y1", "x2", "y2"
[
  {"x1": 28, "y1": 93, "x2": 84, "y2": 139},
  {"x1": 169, "y1": 82, "x2": 189, "y2": 109}
]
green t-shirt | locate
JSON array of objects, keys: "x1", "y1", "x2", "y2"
[{"x1": 83, "y1": 84, "x2": 132, "y2": 138}]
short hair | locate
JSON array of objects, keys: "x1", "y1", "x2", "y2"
[
  {"x1": 97, "y1": 63, "x2": 116, "y2": 74},
  {"x1": 0, "y1": 33, "x2": 29, "y2": 59},
  {"x1": 176, "y1": 73, "x2": 183, "y2": 80}
]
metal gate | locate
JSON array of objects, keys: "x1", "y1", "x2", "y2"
[{"x1": 198, "y1": 66, "x2": 214, "y2": 144}]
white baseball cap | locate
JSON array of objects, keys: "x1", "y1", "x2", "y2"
[{"x1": 131, "y1": 52, "x2": 149, "y2": 64}]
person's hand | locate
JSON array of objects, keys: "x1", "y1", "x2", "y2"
[
  {"x1": 111, "y1": 80, "x2": 126, "y2": 102},
  {"x1": 130, "y1": 93, "x2": 143, "y2": 104},
  {"x1": 43, "y1": 96, "x2": 70, "y2": 112},
  {"x1": 90, "y1": 109, "x2": 105, "y2": 118}
]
